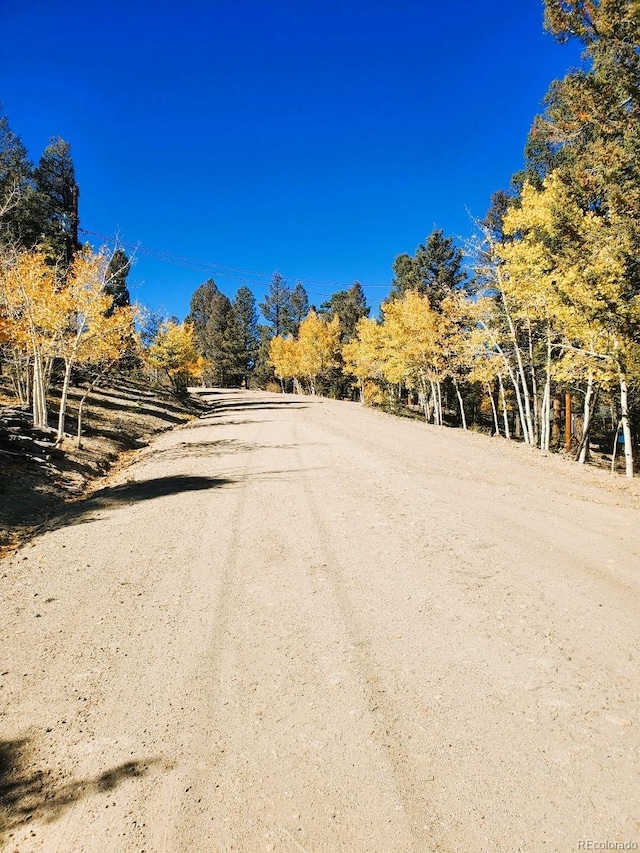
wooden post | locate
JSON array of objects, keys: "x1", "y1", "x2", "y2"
[{"x1": 565, "y1": 391, "x2": 572, "y2": 452}]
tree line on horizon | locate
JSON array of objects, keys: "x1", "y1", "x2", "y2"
[{"x1": 1, "y1": 0, "x2": 639, "y2": 475}]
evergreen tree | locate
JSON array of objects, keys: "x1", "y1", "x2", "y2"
[
  {"x1": 320, "y1": 282, "x2": 369, "y2": 342},
  {"x1": 233, "y1": 285, "x2": 259, "y2": 387},
  {"x1": 206, "y1": 290, "x2": 244, "y2": 387},
  {"x1": 390, "y1": 229, "x2": 467, "y2": 310},
  {"x1": 252, "y1": 324, "x2": 277, "y2": 388},
  {"x1": 0, "y1": 110, "x2": 40, "y2": 249},
  {"x1": 290, "y1": 282, "x2": 310, "y2": 336},
  {"x1": 104, "y1": 248, "x2": 131, "y2": 314},
  {"x1": 34, "y1": 137, "x2": 80, "y2": 264},
  {"x1": 186, "y1": 278, "x2": 220, "y2": 355},
  {"x1": 259, "y1": 272, "x2": 293, "y2": 336}
]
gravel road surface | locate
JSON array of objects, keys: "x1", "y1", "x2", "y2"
[{"x1": 2, "y1": 390, "x2": 639, "y2": 852}]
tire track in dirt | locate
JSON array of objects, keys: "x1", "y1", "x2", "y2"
[
  {"x1": 288, "y1": 414, "x2": 441, "y2": 851},
  {"x1": 149, "y1": 413, "x2": 269, "y2": 852}
]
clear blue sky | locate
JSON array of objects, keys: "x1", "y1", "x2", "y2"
[{"x1": 1, "y1": 0, "x2": 581, "y2": 320}]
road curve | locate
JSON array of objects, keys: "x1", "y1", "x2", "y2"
[{"x1": 1, "y1": 389, "x2": 639, "y2": 852}]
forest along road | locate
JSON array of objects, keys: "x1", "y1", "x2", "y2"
[{"x1": 1, "y1": 390, "x2": 639, "y2": 853}]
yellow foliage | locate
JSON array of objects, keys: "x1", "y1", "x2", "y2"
[
  {"x1": 379, "y1": 291, "x2": 447, "y2": 391},
  {"x1": 296, "y1": 311, "x2": 341, "y2": 382},
  {"x1": 147, "y1": 321, "x2": 198, "y2": 377},
  {"x1": 269, "y1": 335, "x2": 299, "y2": 381},
  {"x1": 270, "y1": 311, "x2": 341, "y2": 393},
  {"x1": 343, "y1": 317, "x2": 386, "y2": 383}
]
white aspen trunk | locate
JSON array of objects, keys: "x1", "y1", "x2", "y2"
[
  {"x1": 527, "y1": 319, "x2": 539, "y2": 445},
  {"x1": 56, "y1": 360, "x2": 73, "y2": 442},
  {"x1": 540, "y1": 334, "x2": 552, "y2": 451},
  {"x1": 577, "y1": 372, "x2": 595, "y2": 465},
  {"x1": 502, "y1": 291, "x2": 534, "y2": 444},
  {"x1": 511, "y1": 370, "x2": 530, "y2": 443},
  {"x1": 619, "y1": 370, "x2": 634, "y2": 478},
  {"x1": 611, "y1": 421, "x2": 622, "y2": 474},
  {"x1": 419, "y1": 376, "x2": 429, "y2": 421},
  {"x1": 453, "y1": 378, "x2": 467, "y2": 430},
  {"x1": 540, "y1": 380, "x2": 550, "y2": 451},
  {"x1": 498, "y1": 374, "x2": 510, "y2": 440},
  {"x1": 487, "y1": 383, "x2": 500, "y2": 436},
  {"x1": 43, "y1": 354, "x2": 55, "y2": 397},
  {"x1": 77, "y1": 392, "x2": 88, "y2": 448},
  {"x1": 429, "y1": 379, "x2": 439, "y2": 425},
  {"x1": 436, "y1": 380, "x2": 443, "y2": 427},
  {"x1": 32, "y1": 351, "x2": 48, "y2": 429},
  {"x1": 479, "y1": 320, "x2": 528, "y2": 443},
  {"x1": 10, "y1": 350, "x2": 30, "y2": 406}
]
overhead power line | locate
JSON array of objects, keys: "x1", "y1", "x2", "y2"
[{"x1": 79, "y1": 228, "x2": 391, "y2": 300}]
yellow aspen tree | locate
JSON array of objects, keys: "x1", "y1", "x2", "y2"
[
  {"x1": 440, "y1": 293, "x2": 475, "y2": 430},
  {"x1": 380, "y1": 291, "x2": 447, "y2": 424},
  {"x1": 342, "y1": 317, "x2": 387, "y2": 403},
  {"x1": 268, "y1": 335, "x2": 300, "y2": 391},
  {"x1": 146, "y1": 321, "x2": 199, "y2": 397},
  {"x1": 497, "y1": 181, "x2": 564, "y2": 450},
  {"x1": 296, "y1": 311, "x2": 341, "y2": 395},
  {"x1": 55, "y1": 248, "x2": 116, "y2": 442},
  {"x1": 74, "y1": 302, "x2": 138, "y2": 447},
  {"x1": 500, "y1": 173, "x2": 640, "y2": 473},
  {"x1": 467, "y1": 329, "x2": 510, "y2": 437},
  {"x1": 0, "y1": 248, "x2": 68, "y2": 428}
]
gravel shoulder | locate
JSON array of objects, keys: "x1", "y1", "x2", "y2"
[{"x1": 1, "y1": 389, "x2": 639, "y2": 852}]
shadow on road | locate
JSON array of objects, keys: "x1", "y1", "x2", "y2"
[
  {"x1": 193, "y1": 392, "x2": 310, "y2": 416},
  {"x1": 36, "y1": 474, "x2": 233, "y2": 536},
  {"x1": 213, "y1": 401, "x2": 309, "y2": 414},
  {"x1": 87, "y1": 474, "x2": 233, "y2": 506},
  {"x1": 0, "y1": 736, "x2": 167, "y2": 842},
  {"x1": 152, "y1": 439, "x2": 295, "y2": 462}
]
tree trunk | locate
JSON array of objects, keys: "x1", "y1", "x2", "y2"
[
  {"x1": 56, "y1": 360, "x2": 73, "y2": 443},
  {"x1": 32, "y1": 351, "x2": 48, "y2": 429},
  {"x1": 453, "y1": 378, "x2": 467, "y2": 430},
  {"x1": 539, "y1": 334, "x2": 552, "y2": 452},
  {"x1": 502, "y1": 292, "x2": 534, "y2": 444},
  {"x1": 429, "y1": 379, "x2": 438, "y2": 425},
  {"x1": 619, "y1": 369, "x2": 634, "y2": 478},
  {"x1": 479, "y1": 320, "x2": 527, "y2": 442},
  {"x1": 576, "y1": 374, "x2": 596, "y2": 464},
  {"x1": 487, "y1": 383, "x2": 500, "y2": 436},
  {"x1": 611, "y1": 421, "x2": 622, "y2": 474},
  {"x1": 498, "y1": 374, "x2": 510, "y2": 440},
  {"x1": 77, "y1": 390, "x2": 89, "y2": 448},
  {"x1": 527, "y1": 319, "x2": 539, "y2": 445}
]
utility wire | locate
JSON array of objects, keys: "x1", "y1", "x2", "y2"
[{"x1": 80, "y1": 228, "x2": 390, "y2": 301}]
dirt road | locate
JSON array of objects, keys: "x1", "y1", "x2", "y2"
[{"x1": 2, "y1": 390, "x2": 639, "y2": 852}]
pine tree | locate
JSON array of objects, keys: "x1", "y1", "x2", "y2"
[
  {"x1": 320, "y1": 282, "x2": 369, "y2": 342},
  {"x1": 186, "y1": 278, "x2": 220, "y2": 356},
  {"x1": 233, "y1": 285, "x2": 259, "y2": 387},
  {"x1": 34, "y1": 138, "x2": 79, "y2": 264},
  {"x1": 0, "y1": 110, "x2": 41, "y2": 249},
  {"x1": 290, "y1": 282, "x2": 309, "y2": 336},
  {"x1": 260, "y1": 272, "x2": 293, "y2": 337},
  {"x1": 390, "y1": 229, "x2": 467, "y2": 309},
  {"x1": 206, "y1": 291, "x2": 244, "y2": 387},
  {"x1": 104, "y1": 248, "x2": 132, "y2": 314}
]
